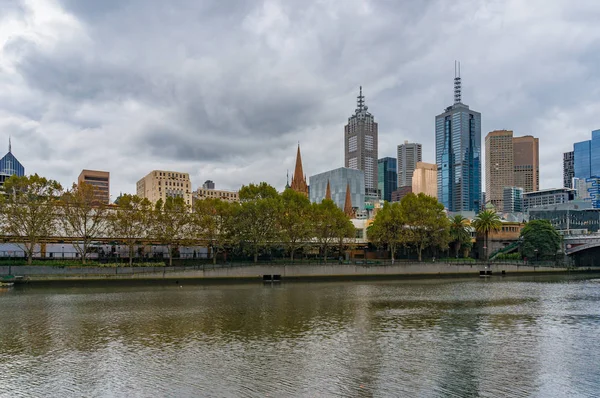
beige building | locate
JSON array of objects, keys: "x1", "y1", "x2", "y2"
[
  {"x1": 136, "y1": 170, "x2": 192, "y2": 206},
  {"x1": 485, "y1": 131, "x2": 540, "y2": 210},
  {"x1": 193, "y1": 187, "x2": 239, "y2": 203},
  {"x1": 411, "y1": 162, "x2": 437, "y2": 198},
  {"x1": 485, "y1": 130, "x2": 514, "y2": 210},
  {"x1": 78, "y1": 169, "x2": 110, "y2": 204},
  {"x1": 513, "y1": 135, "x2": 539, "y2": 193}
]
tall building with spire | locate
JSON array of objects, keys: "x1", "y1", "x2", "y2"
[
  {"x1": 435, "y1": 62, "x2": 481, "y2": 212},
  {"x1": 345, "y1": 87, "x2": 378, "y2": 199},
  {"x1": 290, "y1": 144, "x2": 309, "y2": 197},
  {"x1": 0, "y1": 137, "x2": 25, "y2": 187}
]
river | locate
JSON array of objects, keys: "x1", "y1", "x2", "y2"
[{"x1": 1, "y1": 275, "x2": 599, "y2": 397}]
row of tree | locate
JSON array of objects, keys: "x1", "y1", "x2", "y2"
[{"x1": 0, "y1": 175, "x2": 355, "y2": 265}]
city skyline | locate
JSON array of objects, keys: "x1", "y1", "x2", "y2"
[{"x1": 1, "y1": 1, "x2": 600, "y2": 197}]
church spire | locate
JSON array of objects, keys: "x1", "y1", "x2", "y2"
[
  {"x1": 290, "y1": 143, "x2": 308, "y2": 197},
  {"x1": 325, "y1": 179, "x2": 331, "y2": 200},
  {"x1": 344, "y1": 182, "x2": 354, "y2": 218}
]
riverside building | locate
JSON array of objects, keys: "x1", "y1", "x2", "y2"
[
  {"x1": 136, "y1": 170, "x2": 192, "y2": 206},
  {"x1": 309, "y1": 167, "x2": 365, "y2": 211}
]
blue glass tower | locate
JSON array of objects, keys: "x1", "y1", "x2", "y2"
[
  {"x1": 573, "y1": 130, "x2": 600, "y2": 209},
  {"x1": 0, "y1": 137, "x2": 25, "y2": 186},
  {"x1": 435, "y1": 64, "x2": 481, "y2": 212},
  {"x1": 377, "y1": 157, "x2": 397, "y2": 202}
]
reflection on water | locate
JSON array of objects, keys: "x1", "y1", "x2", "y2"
[{"x1": 1, "y1": 276, "x2": 600, "y2": 397}]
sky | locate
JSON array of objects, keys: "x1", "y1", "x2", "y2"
[{"x1": 1, "y1": 0, "x2": 600, "y2": 200}]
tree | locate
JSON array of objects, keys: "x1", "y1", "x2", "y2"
[
  {"x1": 449, "y1": 214, "x2": 471, "y2": 258},
  {"x1": 472, "y1": 210, "x2": 502, "y2": 260},
  {"x1": 278, "y1": 189, "x2": 312, "y2": 262},
  {"x1": 107, "y1": 194, "x2": 152, "y2": 266},
  {"x1": 59, "y1": 183, "x2": 108, "y2": 264},
  {"x1": 399, "y1": 193, "x2": 450, "y2": 262},
  {"x1": 192, "y1": 198, "x2": 235, "y2": 264},
  {"x1": 519, "y1": 219, "x2": 561, "y2": 261},
  {"x1": 150, "y1": 197, "x2": 191, "y2": 266},
  {"x1": 312, "y1": 199, "x2": 354, "y2": 262},
  {"x1": 0, "y1": 174, "x2": 63, "y2": 265},
  {"x1": 368, "y1": 202, "x2": 404, "y2": 262},
  {"x1": 233, "y1": 183, "x2": 281, "y2": 263}
]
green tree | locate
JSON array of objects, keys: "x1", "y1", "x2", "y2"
[
  {"x1": 0, "y1": 174, "x2": 63, "y2": 265},
  {"x1": 192, "y1": 198, "x2": 235, "y2": 264},
  {"x1": 312, "y1": 199, "x2": 354, "y2": 262},
  {"x1": 399, "y1": 193, "x2": 450, "y2": 262},
  {"x1": 278, "y1": 189, "x2": 312, "y2": 262},
  {"x1": 59, "y1": 183, "x2": 108, "y2": 264},
  {"x1": 449, "y1": 214, "x2": 471, "y2": 258},
  {"x1": 234, "y1": 183, "x2": 281, "y2": 262},
  {"x1": 472, "y1": 210, "x2": 502, "y2": 260},
  {"x1": 150, "y1": 197, "x2": 191, "y2": 266},
  {"x1": 368, "y1": 202, "x2": 404, "y2": 262},
  {"x1": 107, "y1": 194, "x2": 152, "y2": 266},
  {"x1": 519, "y1": 219, "x2": 561, "y2": 261}
]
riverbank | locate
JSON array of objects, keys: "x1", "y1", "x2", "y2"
[{"x1": 2, "y1": 263, "x2": 599, "y2": 284}]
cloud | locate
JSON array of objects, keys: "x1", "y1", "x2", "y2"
[{"x1": 1, "y1": 0, "x2": 600, "y2": 199}]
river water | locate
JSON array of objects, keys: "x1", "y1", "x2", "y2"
[{"x1": 1, "y1": 275, "x2": 600, "y2": 397}]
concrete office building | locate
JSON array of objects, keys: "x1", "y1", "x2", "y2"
[
  {"x1": 485, "y1": 130, "x2": 514, "y2": 210},
  {"x1": 412, "y1": 162, "x2": 437, "y2": 198},
  {"x1": 513, "y1": 135, "x2": 539, "y2": 193},
  {"x1": 435, "y1": 63, "x2": 482, "y2": 212},
  {"x1": 397, "y1": 141, "x2": 422, "y2": 188},
  {"x1": 563, "y1": 151, "x2": 574, "y2": 189},
  {"x1": 309, "y1": 167, "x2": 365, "y2": 211},
  {"x1": 136, "y1": 170, "x2": 192, "y2": 206},
  {"x1": 344, "y1": 87, "x2": 378, "y2": 199},
  {"x1": 78, "y1": 170, "x2": 110, "y2": 204},
  {"x1": 193, "y1": 187, "x2": 239, "y2": 203},
  {"x1": 377, "y1": 157, "x2": 397, "y2": 202},
  {"x1": 523, "y1": 188, "x2": 575, "y2": 211}
]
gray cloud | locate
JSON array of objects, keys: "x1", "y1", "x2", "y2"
[{"x1": 1, "y1": 0, "x2": 600, "y2": 198}]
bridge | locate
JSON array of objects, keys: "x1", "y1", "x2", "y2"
[{"x1": 564, "y1": 234, "x2": 600, "y2": 255}]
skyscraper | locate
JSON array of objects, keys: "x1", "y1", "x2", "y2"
[
  {"x1": 435, "y1": 63, "x2": 481, "y2": 212},
  {"x1": 397, "y1": 141, "x2": 422, "y2": 188},
  {"x1": 563, "y1": 151, "x2": 574, "y2": 189},
  {"x1": 377, "y1": 157, "x2": 397, "y2": 202},
  {"x1": 574, "y1": 129, "x2": 600, "y2": 179},
  {"x1": 513, "y1": 135, "x2": 539, "y2": 193},
  {"x1": 485, "y1": 130, "x2": 514, "y2": 210},
  {"x1": 503, "y1": 186, "x2": 524, "y2": 213},
  {"x1": 0, "y1": 137, "x2": 25, "y2": 187},
  {"x1": 345, "y1": 87, "x2": 378, "y2": 199},
  {"x1": 412, "y1": 162, "x2": 437, "y2": 198}
]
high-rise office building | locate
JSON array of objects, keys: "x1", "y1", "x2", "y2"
[
  {"x1": 136, "y1": 170, "x2": 192, "y2": 206},
  {"x1": 202, "y1": 180, "x2": 215, "y2": 190},
  {"x1": 563, "y1": 151, "x2": 575, "y2": 189},
  {"x1": 377, "y1": 157, "x2": 397, "y2": 202},
  {"x1": 574, "y1": 129, "x2": 600, "y2": 179},
  {"x1": 344, "y1": 87, "x2": 378, "y2": 199},
  {"x1": 485, "y1": 130, "x2": 514, "y2": 210},
  {"x1": 0, "y1": 137, "x2": 25, "y2": 187},
  {"x1": 309, "y1": 167, "x2": 365, "y2": 211},
  {"x1": 78, "y1": 170, "x2": 110, "y2": 204},
  {"x1": 397, "y1": 141, "x2": 422, "y2": 188},
  {"x1": 503, "y1": 186, "x2": 524, "y2": 213},
  {"x1": 412, "y1": 162, "x2": 437, "y2": 198},
  {"x1": 513, "y1": 135, "x2": 539, "y2": 193},
  {"x1": 435, "y1": 63, "x2": 481, "y2": 212}
]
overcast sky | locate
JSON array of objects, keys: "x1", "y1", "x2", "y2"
[{"x1": 1, "y1": 0, "x2": 599, "y2": 199}]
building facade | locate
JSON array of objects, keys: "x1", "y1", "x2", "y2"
[
  {"x1": 574, "y1": 177, "x2": 600, "y2": 209},
  {"x1": 377, "y1": 157, "x2": 397, "y2": 202},
  {"x1": 193, "y1": 187, "x2": 239, "y2": 203},
  {"x1": 523, "y1": 188, "x2": 575, "y2": 211},
  {"x1": 397, "y1": 141, "x2": 422, "y2": 188},
  {"x1": 78, "y1": 170, "x2": 110, "y2": 204},
  {"x1": 136, "y1": 170, "x2": 192, "y2": 206},
  {"x1": 574, "y1": 129, "x2": 600, "y2": 180},
  {"x1": 435, "y1": 68, "x2": 481, "y2": 212},
  {"x1": 563, "y1": 151, "x2": 574, "y2": 189},
  {"x1": 309, "y1": 167, "x2": 365, "y2": 211},
  {"x1": 485, "y1": 130, "x2": 514, "y2": 210},
  {"x1": 412, "y1": 162, "x2": 437, "y2": 198},
  {"x1": 344, "y1": 87, "x2": 378, "y2": 199},
  {"x1": 0, "y1": 138, "x2": 25, "y2": 186},
  {"x1": 513, "y1": 135, "x2": 539, "y2": 193},
  {"x1": 202, "y1": 180, "x2": 215, "y2": 189},
  {"x1": 503, "y1": 186, "x2": 524, "y2": 213},
  {"x1": 391, "y1": 186, "x2": 412, "y2": 202}
]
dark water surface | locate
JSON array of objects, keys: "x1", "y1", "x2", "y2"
[{"x1": 1, "y1": 275, "x2": 600, "y2": 397}]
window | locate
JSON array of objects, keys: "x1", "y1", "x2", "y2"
[{"x1": 348, "y1": 136, "x2": 357, "y2": 152}]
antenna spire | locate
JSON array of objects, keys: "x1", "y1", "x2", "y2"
[
  {"x1": 454, "y1": 60, "x2": 462, "y2": 104},
  {"x1": 8, "y1": 135, "x2": 11, "y2": 153},
  {"x1": 357, "y1": 86, "x2": 365, "y2": 112}
]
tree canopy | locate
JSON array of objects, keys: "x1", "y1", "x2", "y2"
[
  {"x1": 519, "y1": 219, "x2": 561, "y2": 260},
  {"x1": 472, "y1": 210, "x2": 502, "y2": 260}
]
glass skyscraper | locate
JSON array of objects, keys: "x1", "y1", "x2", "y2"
[
  {"x1": 573, "y1": 130, "x2": 600, "y2": 209},
  {"x1": 0, "y1": 138, "x2": 25, "y2": 186},
  {"x1": 435, "y1": 67, "x2": 481, "y2": 212},
  {"x1": 377, "y1": 157, "x2": 397, "y2": 202}
]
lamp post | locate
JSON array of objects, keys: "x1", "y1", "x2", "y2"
[{"x1": 534, "y1": 248, "x2": 539, "y2": 263}]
